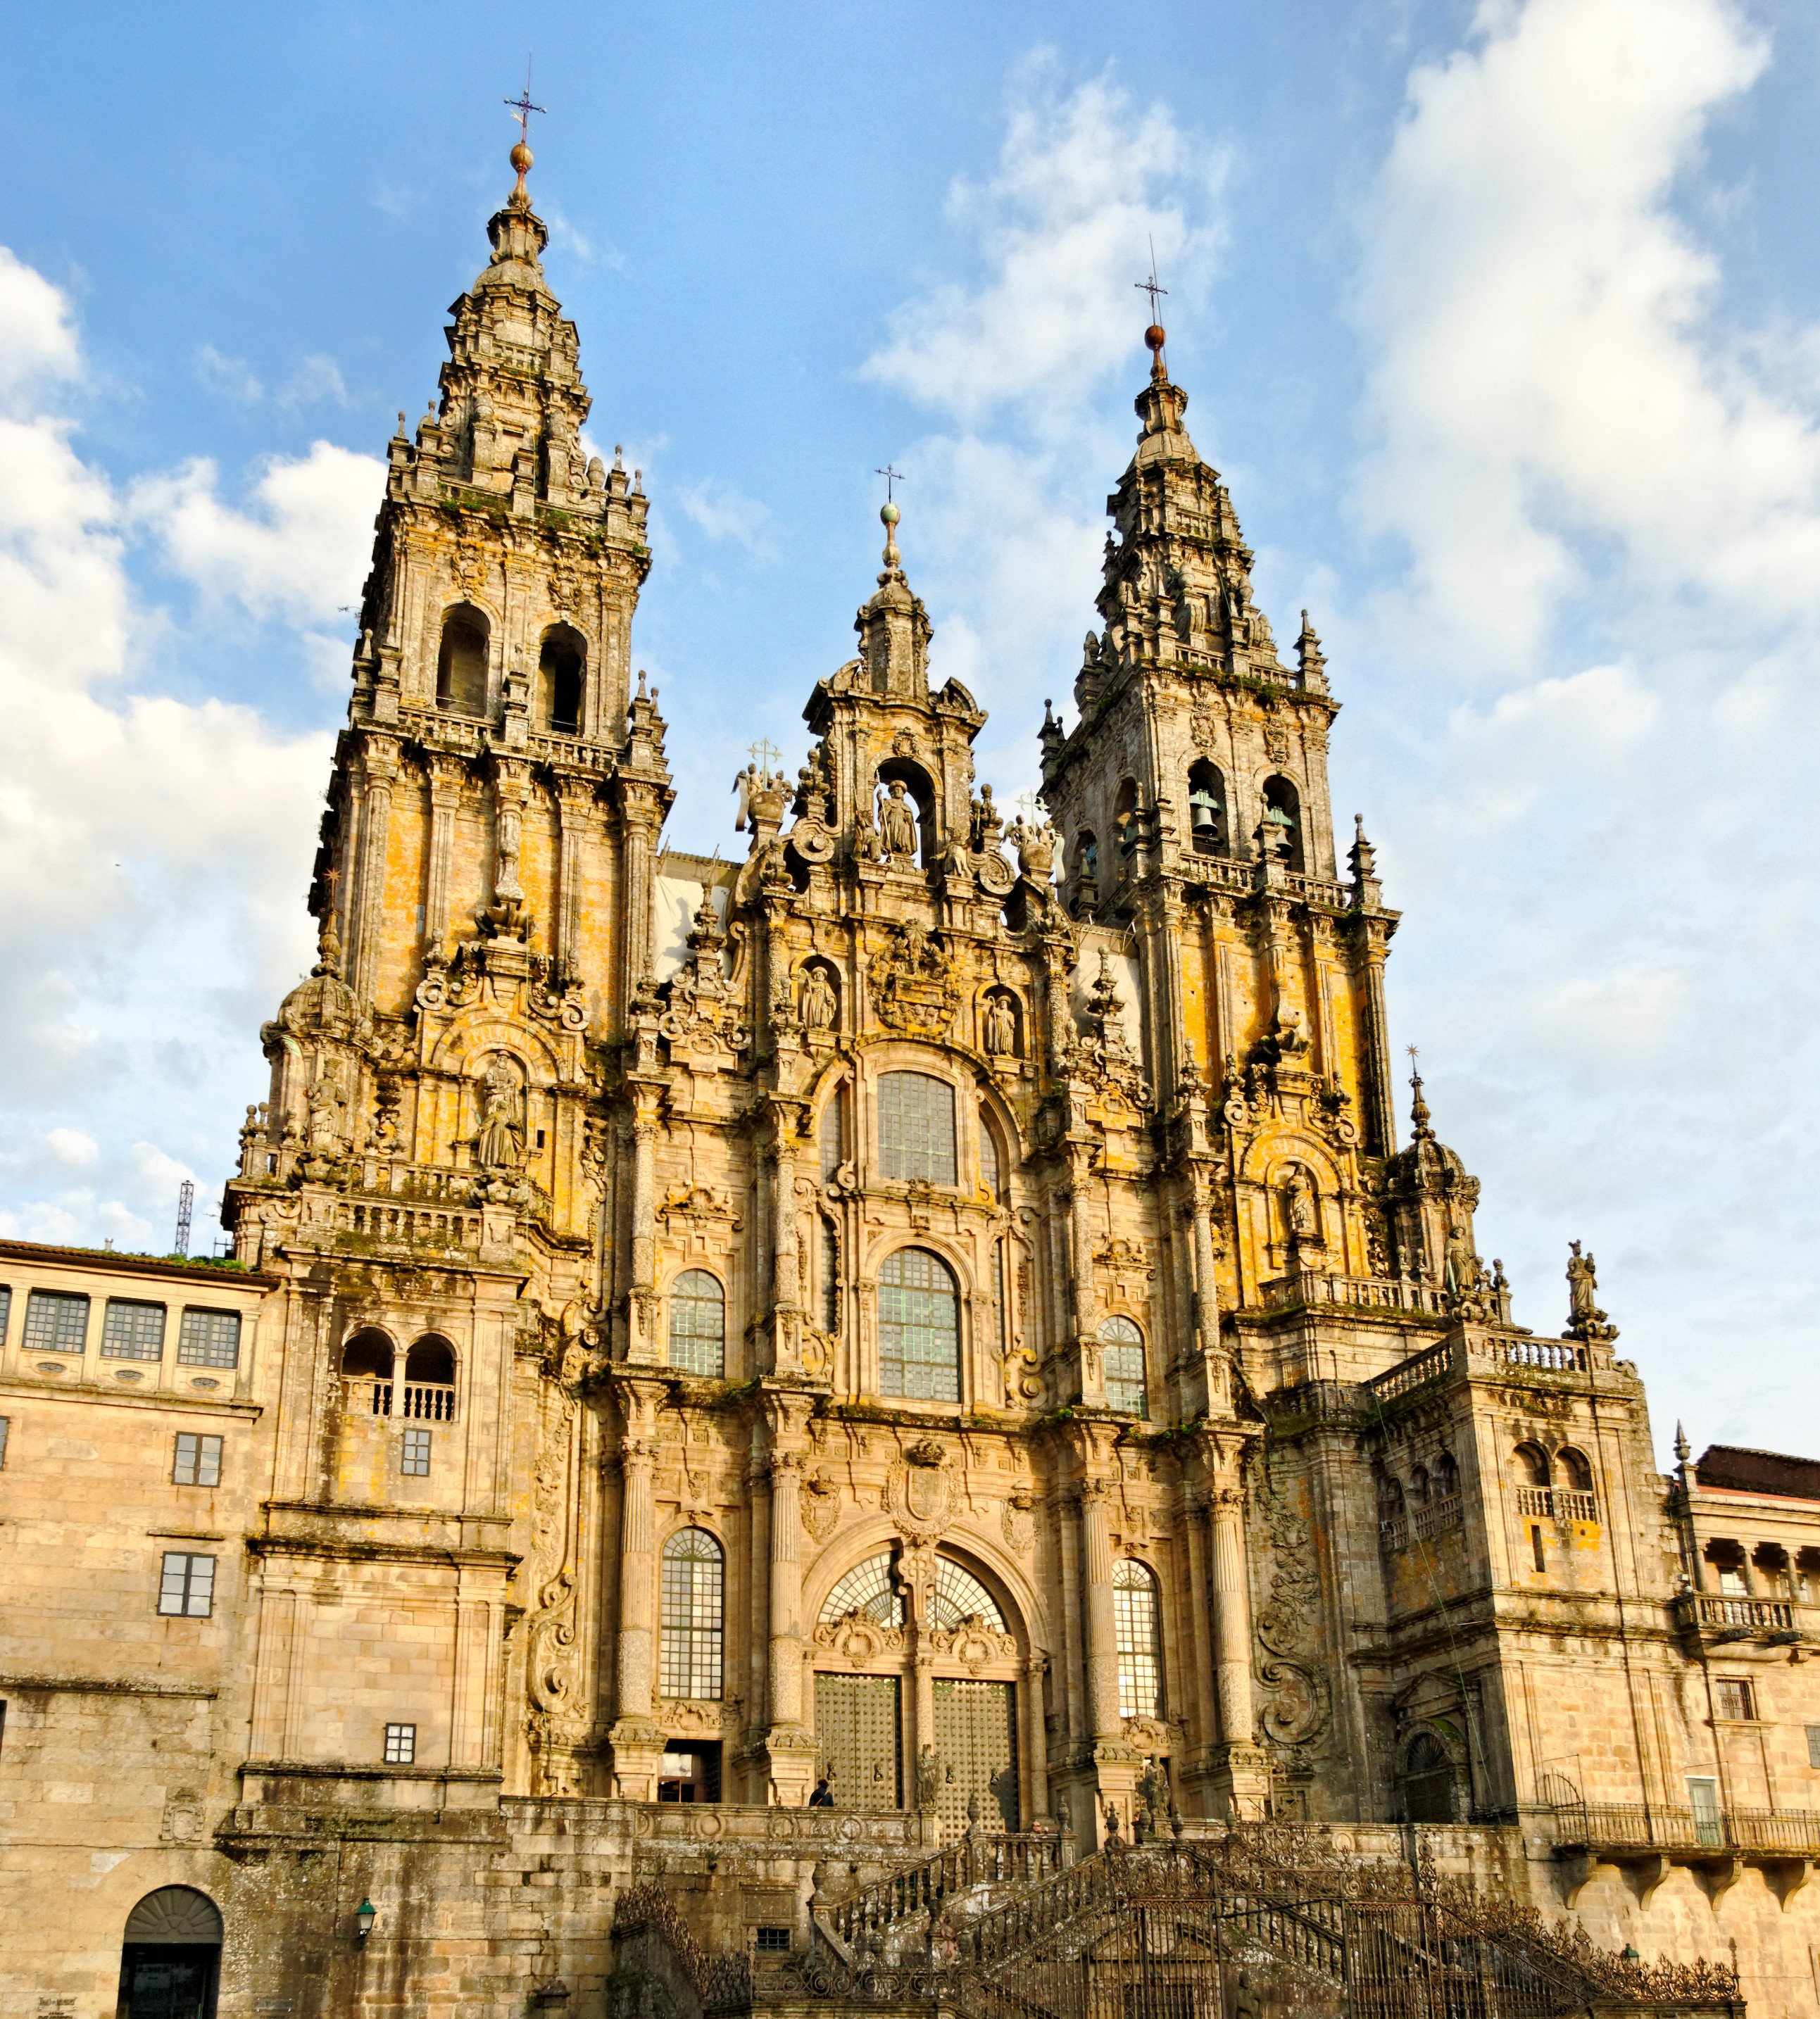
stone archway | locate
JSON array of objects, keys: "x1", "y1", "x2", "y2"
[{"x1": 118, "y1": 1887, "x2": 222, "y2": 2019}]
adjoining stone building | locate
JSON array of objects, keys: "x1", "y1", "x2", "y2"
[{"x1": 4, "y1": 144, "x2": 1820, "y2": 2019}]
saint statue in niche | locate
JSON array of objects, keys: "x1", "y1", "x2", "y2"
[
  {"x1": 798, "y1": 964, "x2": 837, "y2": 1033},
  {"x1": 306, "y1": 1067, "x2": 345, "y2": 1152},
  {"x1": 981, "y1": 993, "x2": 1017, "y2": 1057},
  {"x1": 878, "y1": 780, "x2": 919, "y2": 860},
  {"x1": 477, "y1": 1055, "x2": 526, "y2": 1169},
  {"x1": 1284, "y1": 1165, "x2": 1319, "y2": 1246}
]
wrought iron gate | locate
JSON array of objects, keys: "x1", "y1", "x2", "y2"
[
  {"x1": 813, "y1": 1673, "x2": 901, "y2": 1810},
  {"x1": 933, "y1": 1677, "x2": 1017, "y2": 1836}
]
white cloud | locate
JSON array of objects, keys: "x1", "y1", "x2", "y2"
[
  {"x1": 0, "y1": 246, "x2": 330, "y2": 1248},
  {"x1": 1353, "y1": 0, "x2": 1820, "y2": 663},
  {"x1": 676, "y1": 477, "x2": 776, "y2": 555},
  {"x1": 0, "y1": 245, "x2": 81, "y2": 399},
  {"x1": 130, "y1": 438, "x2": 383, "y2": 624},
  {"x1": 280, "y1": 353, "x2": 349, "y2": 409},
  {"x1": 195, "y1": 344, "x2": 263, "y2": 406}
]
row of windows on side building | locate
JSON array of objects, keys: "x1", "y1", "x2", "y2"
[{"x1": 1, "y1": 1286, "x2": 241, "y2": 1367}]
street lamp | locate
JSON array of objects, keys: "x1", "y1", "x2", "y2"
[{"x1": 356, "y1": 1899, "x2": 377, "y2": 1942}]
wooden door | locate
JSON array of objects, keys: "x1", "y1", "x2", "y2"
[
  {"x1": 813, "y1": 1672, "x2": 902, "y2": 1810},
  {"x1": 933, "y1": 1677, "x2": 1017, "y2": 1837}
]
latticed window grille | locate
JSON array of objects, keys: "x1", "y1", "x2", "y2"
[
  {"x1": 1100, "y1": 1316, "x2": 1148, "y2": 1418},
  {"x1": 0, "y1": 1286, "x2": 11, "y2": 1344},
  {"x1": 102, "y1": 1298, "x2": 166, "y2": 1361},
  {"x1": 877, "y1": 1071, "x2": 957, "y2": 1185},
  {"x1": 1113, "y1": 1559, "x2": 1162, "y2": 1719},
  {"x1": 878, "y1": 1247, "x2": 960, "y2": 1402},
  {"x1": 660, "y1": 1528, "x2": 724, "y2": 1699},
  {"x1": 667, "y1": 1270, "x2": 725, "y2": 1378},
  {"x1": 979, "y1": 1114, "x2": 1000, "y2": 1198},
  {"x1": 821, "y1": 1221, "x2": 841, "y2": 1336},
  {"x1": 820, "y1": 1552, "x2": 905, "y2": 1627},
  {"x1": 23, "y1": 1290, "x2": 88, "y2": 1355},
  {"x1": 819, "y1": 1090, "x2": 844, "y2": 1182},
  {"x1": 384, "y1": 1723, "x2": 416, "y2": 1764},
  {"x1": 177, "y1": 1308, "x2": 241, "y2": 1369},
  {"x1": 401, "y1": 1428, "x2": 432, "y2": 1477},
  {"x1": 931, "y1": 1559, "x2": 1005, "y2": 1631},
  {"x1": 172, "y1": 1433, "x2": 222, "y2": 1487}
]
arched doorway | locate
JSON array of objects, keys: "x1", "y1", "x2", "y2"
[
  {"x1": 811, "y1": 1547, "x2": 1027, "y2": 1837},
  {"x1": 118, "y1": 1887, "x2": 222, "y2": 2019}
]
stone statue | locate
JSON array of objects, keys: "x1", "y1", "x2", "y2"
[
  {"x1": 495, "y1": 803, "x2": 523, "y2": 898},
  {"x1": 1137, "y1": 1756, "x2": 1169, "y2": 1842},
  {"x1": 981, "y1": 993, "x2": 1017, "y2": 1058},
  {"x1": 915, "y1": 1743, "x2": 939, "y2": 1811},
  {"x1": 1285, "y1": 1166, "x2": 1317, "y2": 1245},
  {"x1": 969, "y1": 783, "x2": 1002, "y2": 852},
  {"x1": 798, "y1": 964, "x2": 837, "y2": 1033},
  {"x1": 477, "y1": 1055, "x2": 526, "y2": 1169},
  {"x1": 1007, "y1": 816, "x2": 1055, "y2": 883},
  {"x1": 1565, "y1": 1240, "x2": 1612, "y2": 1337},
  {"x1": 306, "y1": 1069, "x2": 345, "y2": 1152},
  {"x1": 879, "y1": 780, "x2": 919, "y2": 861},
  {"x1": 852, "y1": 791, "x2": 881, "y2": 862},
  {"x1": 1234, "y1": 1969, "x2": 1264, "y2": 2019}
]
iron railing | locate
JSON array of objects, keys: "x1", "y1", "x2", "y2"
[{"x1": 1545, "y1": 1798, "x2": 1820, "y2": 1857}]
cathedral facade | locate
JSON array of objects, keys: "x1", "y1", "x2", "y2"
[{"x1": 6, "y1": 152, "x2": 1820, "y2": 2019}]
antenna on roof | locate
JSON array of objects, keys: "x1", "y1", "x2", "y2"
[{"x1": 174, "y1": 1179, "x2": 194, "y2": 1258}]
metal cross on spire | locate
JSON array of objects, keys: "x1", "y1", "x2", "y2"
[
  {"x1": 505, "y1": 61, "x2": 547, "y2": 145},
  {"x1": 1136, "y1": 237, "x2": 1168, "y2": 322},
  {"x1": 874, "y1": 464, "x2": 905, "y2": 503},
  {"x1": 748, "y1": 738, "x2": 782, "y2": 778}
]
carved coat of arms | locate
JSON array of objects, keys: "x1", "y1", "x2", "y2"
[{"x1": 869, "y1": 922, "x2": 961, "y2": 1040}]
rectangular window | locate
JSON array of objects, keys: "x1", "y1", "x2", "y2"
[
  {"x1": 401, "y1": 1427, "x2": 432, "y2": 1477},
  {"x1": 0, "y1": 1418, "x2": 9, "y2": 1468},
  {"x1": 1715, "y1": 1678, "x2": 1756, "y2": 1722},
  {"x1": 1807, "y1": 1725, "x2": 1820, "y2": 1770},
  {"x1": 384, "y1": 1722, "x2": 416, "y2": 1764},
  {"x1": 177, "y1": 1308, "x2": 241, "y2": 1369},
  {"x1": 0, "y1": 1285, "x2": 11, "y2": 1345},
  {"x1": 1530, "y1": 1524, "x2": 1546, "y2": 1573},
  {"x1": 172, "y1": 1433, "x2": 222, "y2": 1487},
  {"x1": 157, "y1": 1552, "x2": 215, "y2": 1618},
  {"x1": 877, "y1": 1071, "x2": 958, "y2": 1185},
  {"x1": 101, "y1": 1297, "x2": 166, "y2": 1361},
  {"x1": 23, "y1": 1289, "x2": 89, "y2": 1356},
  {"x1": 754, "y1": 1928, "x2": 791, "y2": 1954}
]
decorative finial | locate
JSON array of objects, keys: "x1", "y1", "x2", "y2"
[
  {"x1": 1136, "y1": 241, "x2": 1169, "y2": 380},
  {"x1": 1674, "y1": 1421, "x2": 1691, "y2": 1464},
  {"x1": 504, "y1": 60, "x2": 547, "y2": 205},
  {"x1": 314, "y1": 906, "x2": 343, "y2": 979},
  {"x1": 876, "y1": 465, "x2": 905, "y2": 570},
  {"x1": 1407, "y1": 1044, "x2": 1432, "y2": 1136}
]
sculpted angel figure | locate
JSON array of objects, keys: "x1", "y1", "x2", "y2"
[
  {"x1": 878, "y1": 779, "x2": 920, "y2": 860},
  {"x1": 476, "y1": 1055, "x2": 526, "y2": 1169}
]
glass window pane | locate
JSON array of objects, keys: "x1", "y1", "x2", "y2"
[
  {"x1": 878, "y1": 1073, "x2": 957, "y2": 1186},
  {"x1": 820, "y1": 1093, "x2": 844, "y2": 1182},
  {"x1": 23, "y1": 1290, "x2": 89, "y2": 1355},
  {"x1": 384, "y1": 1722, "x2": 416, "y2": 1763},
  {"x1": 1113, "y1": 1559, "x2": 1162, "y2": 1719},
  {"x1": 0, "y1": 1286, "x2": 11, "y2": 1344},
  {"x1": 932, "y1": 1559, "x2": 1005, "y2": 1631},
  {"x1": 877, "y1": 1247, "x2": 960, "y2": 1402},
  {"x1": 821, "y1": 1222, "x2": 841, "y2": 1337},
  {"x1": 660, "y1": 1528, "x2": 724, "y2": 1699},
  {"x1": 979, "y1": 1117, "x2": 1000, "y2": 1198},
  {"x1": 102, "y1": 1299, "x2": 166, "y2": 1361},
  {"x1": 1100, "y1": 1316, "x2": 1147, "y2": 1418},
  {"x1": 177, "y1": 1309, "x2": 241, "y2": 1369},
  {"x1": 401, "y1": 1428, "x2": 432, "y2": 1477},
  {"x1": 820, "y1": 1552, "x2": 905, "y2": 1627},
  {"x1": 668, "y1": 1270, "x2": 726, "y2": 1378}
]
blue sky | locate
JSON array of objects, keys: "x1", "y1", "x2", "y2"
[{"x1": 3, "y1": 0, "x2": 1819, "y2": 1458}]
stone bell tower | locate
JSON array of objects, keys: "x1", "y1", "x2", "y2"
[{"x1": 221, "y1": 139, "x2": 671, "y2": 1802}]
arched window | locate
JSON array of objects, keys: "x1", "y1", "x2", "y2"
[
  {"x1": 820, "y1": 1219, "x2": 841, "y2": 1337},
  {"x1": 538, "y1": 624, "x2": 586, "y2": 734},
  {"x1": 1099, "y1": 1316, "x2": 1147, "y2": 1419},
  {"x1": 436, "y1": 605, "x2": 489, "y2": 716},
  {"x1": 877, "y1": 1247, "x2": 960, "y2": 1402},
  {"x1": 931, "y1": 1559, "x2": 1006, "y2": 1631},
  {"x1": 1400, "y1": 1731, "x2": 1457, "y2": 1824},
  {"x1": 1074, "y1": 830, "x2": 1099, "y2": 891},
  {"x1": 660, "y1": 1528, "x2": 724, "y2": 1699},
  {"x1": 1261, "y1": 775, "x2": 1305, "y2": 872},
  {"x1": 1513, "y1": 1442, "x2": 1551, "y2": 1488},
  {"x1": 1434, "y1": 1451, "x2": 1460, "y2": 1501},
  {"x1": 403, "y1": 1335, "x2": 457, "y2": 1421},
  {"x1": 979, "y1": 1112, "x2": 1002, "y2": 1200},
  {"x1": 668, "y1": 1271, "x2": 725, "y2": 1378},
  {"x1": 1557, "y1": 1446, "x2": 1594, "y2": 1495},
  {"x1": 877, "y1": 1071, "x2": 957, "y2": 1185},
  {"x1": 1186, "y1": 760, "x2": 1225, "y2": 856},
  {"x1": 1409, "y1": 1463, "x2": 1431, "y2": 1507},
  {"x1": 341, "y1": 1329, "x2": 394, "y2": 1416},
  {"x1": 1113, "y1": 779, "x2": 1138, "y2": 856},
  {"x1": 821, "y1": 1552, "x2": 905, "y2": 1626},
  {"x1": 1112, "y1": 1559, "x2": 1162, "y2": 1719}
]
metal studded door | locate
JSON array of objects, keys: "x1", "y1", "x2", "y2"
[
  {"x1": 933, "y1": 1678, "x2": 1018, "y2": 1837},
  {"x1": 813, "y1": 1672, "x2": 901, "y2": 1811}
]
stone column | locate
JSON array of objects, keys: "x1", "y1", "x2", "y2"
[
  {"x1": 1079, "y1": 1478, "x2": 1122, "y2": 1738},
  {"x1": 627, "y1": 1108, "x2": 659, "y2": 1363},
  {"x1": 351, "y1": 734, "x2": 398, "y2": 1002},
  {"x1": 423, "y1": 753, "x2": 463, "y2": 955},
  {"x1": 620, "y1": 798, "x2": 661, "y2": 1010},
  {"x1": 606, "y1": 1376, "x2": 667, "y2": 1801},
  {"x1": 555, "y1": 774, "x2": 595, "y2": 979},
  {"x1": 1191, "y1": 1182, "x2": 1222, "y2": 1357},
  {"x1": 1179, "y1": 1487, "x2": 1217, "y2": 1768},
  {"x1": 1024, "y1": 1654, "x2": 1050, "y2": 1827},
  {"x1": 1357, "y1": 933, "x2": 1398, "y2": 1157},
  {"x1": 770, "y1": 1120, "x2": 798, "y2": 1312},
  {"x1": 759, "y1": 1419, "x2": 817, "y2": 1806},
  {"x1": 1210, "y1": 1485, "x2": 1255, "y2": 1747}
]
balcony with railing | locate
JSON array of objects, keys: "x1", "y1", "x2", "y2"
[
  {"x1": 1674, "y1": 1590, "x2": 1813, "y2": 1644},
  {"x1": 1545, "y1": 1799, "x2": 1820, "y2": 1860},
  {"x1": 342, "y1": 1376, "x2": 458, "y2": 1423},
  {"x1": 1514, "y1": 1485, "x2": 1598, "y2": 1522}
]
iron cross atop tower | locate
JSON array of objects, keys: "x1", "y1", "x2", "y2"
[{"x1": 504, "y1": 61, "x2": 547, "y2": 199}]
